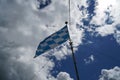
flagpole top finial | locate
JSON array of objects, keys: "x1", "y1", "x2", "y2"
[{"x1": 65, "y1": 21, "x2": 68, "y2": 24}]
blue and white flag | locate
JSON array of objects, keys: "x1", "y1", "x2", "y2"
[{"x1": 34, "y1": 25, "x2": 70, "y2": 58}]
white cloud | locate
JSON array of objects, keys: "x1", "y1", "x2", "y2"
[
  {"x1": 90, "y1": 0, "x2": 120, "y2": 45},
  {"x1": 0, "y1": 0, "x2": 85, "y2": 80},
  {"x1": 114, "y1": 30, "x2": 120, "y2": 44},
  {"x1": 57, "y1": 72, "x2": 73, "y2": 80},
  {"x1": 91, "y1": 0, "x2": 117, "y2": 25},
  {"x1": 96, "y1": 25, "x2": 115, "y2": 36},
  {"x1": 84, "y1": 55, "x2": 95, "y2": 64},
  {"x1": 99, "y1": 66, "x2": 120, "y2": 80}
]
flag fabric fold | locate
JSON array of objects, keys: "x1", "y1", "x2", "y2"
[{"x1": 34, "y1": 25, "x2": 70, "y2": 58}]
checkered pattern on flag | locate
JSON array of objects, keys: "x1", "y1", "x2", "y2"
[{"x1": 34, "y1": 25, "x2": 70, "y2": 58}]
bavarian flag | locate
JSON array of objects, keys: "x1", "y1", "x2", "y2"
[{"x1": 34, "y1": 24, "x2": 70, "y2": 58}]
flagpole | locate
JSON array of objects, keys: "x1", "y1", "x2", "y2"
[
  {"x1": 66, "y1": 0, "x2": 80, "y2": 80},
  {"x1": 65, "y1": 21, "x2": 80, "y2": 80},
  {"x1": 69, "y1": 39, "x2": 80, "y2": 80}
]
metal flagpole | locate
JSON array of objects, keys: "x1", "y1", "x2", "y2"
[
  {"x1": 65, "y1": 21, "x2": 80, "y2": 80},
  {"x1": 69, "y1": 39, "x2": 80, "y2": 80},
  {"x1": 67, "y1": 0, "x2": 80, "y2": 80}
]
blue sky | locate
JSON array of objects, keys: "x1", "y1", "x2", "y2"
[
  {"x1": 50, "y1": 32, "x2": 120, "y2": 80},
  {"x1": 37, "y1": 0, "x2": 120, "y2": 80}
]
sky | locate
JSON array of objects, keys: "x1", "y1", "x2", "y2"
[{"x1": 0, "y1": 0, "x2": 120, "y2": 80}]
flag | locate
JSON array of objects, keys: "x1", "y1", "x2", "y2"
[{"x1": 34, "y1": 25, "x2": 70, "y2": 58}]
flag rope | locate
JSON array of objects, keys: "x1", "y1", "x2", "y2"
[{"x1": 69, "y1": 0, "x2": 71, "y2": 28}]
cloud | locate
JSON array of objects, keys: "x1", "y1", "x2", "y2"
[
  {"x1": 0, "y1": 0, "x2": 85, "y2": 80},
  {"x1": 84, "y1": 55, "x2": 95, "y2": 64},
  {"x1": 90, "y1": 0, "x2": 120, "y2": 44},
  {"x1": 57, "y1": 72, "x2": 73, "y2": 80},
  {"x1": 90, "y1": 0, "x2": 117, "y2": 25},
  {"x1": 99, "y1": 66, "x2": 120, "y2": 80},
  {"x1": 114, "y1": 30, "x2": 120, "y2": 44},
  {"x1": 0, "y1": 40, "x2": 36, "y2": 80},
  {"x1": 95, "y1": 25, "x2": 115, "y2": 36}
]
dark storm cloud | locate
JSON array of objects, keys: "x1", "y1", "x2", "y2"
[
  {"x1": 0, "y1": 0, "x2": 27, "y2": 28},
  {"x1": 0, "y1": 0, "x2": 39, "y2": 79},
  {"x1": 0, "y1": 38, "x2": 36, "y2": 80},
  {"x1": 0, "y1": 0, "x2": 53, "y2": 79}
]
